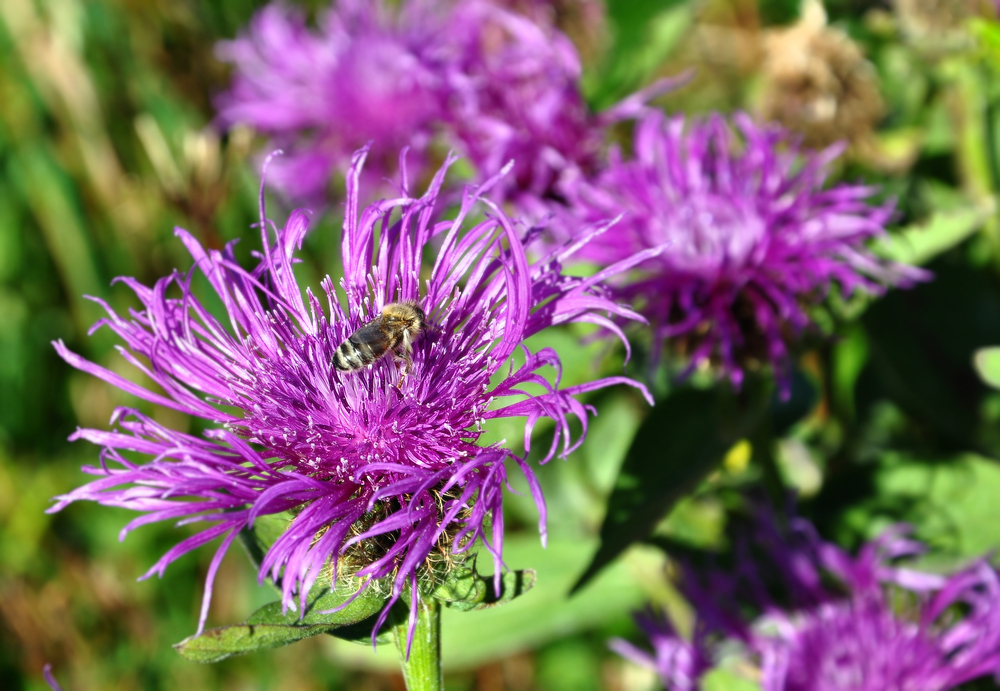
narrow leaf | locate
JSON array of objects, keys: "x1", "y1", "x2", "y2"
[
  {"x1": 570, "y1": 380, "x2": 771, "y2": 594},
  {"x1": 434, "y1": 564, "x2": 536, "y2": 612},
  {"x1": 863, "y1": 272, "x2": 989, "y2": 450},
  {"x1": 176, "y1": 622, "x2": 354, "y2": 664},
  {"x1": 174, "y1": 577, "x2": 390, "y2": 663}
]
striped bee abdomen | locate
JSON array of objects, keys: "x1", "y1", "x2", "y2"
[{"x1": 332, "y1": 326, "x2": 394, "y2": 372}]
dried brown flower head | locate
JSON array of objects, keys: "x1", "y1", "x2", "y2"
[{"x1": 759, "y1": 0, "x2": 884, "y2": 149}]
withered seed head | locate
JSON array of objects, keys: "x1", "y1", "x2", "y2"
[{"x1": 758, "y1": 0, "x2": 884, "y2": 149}]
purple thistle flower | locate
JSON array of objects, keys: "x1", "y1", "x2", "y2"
[
  {"x1": 216, "y1": 0, "x2": 682, "y2": 207},
  {"x1": 215, "y1": 0, "x2": 445, "y2": 202},
  {"x1": 546, "y1": 111, "x2": 928, "y2": 389},
  {"x1": 612, "y1": 510, "x2": 1000, "y2": 690},
  {"x1": 754, "y1": 527, "x2": 1000, "y2": 691},
  {"x1": 439, "y1": 2, "x2": 683, "y2": 207},
  {"x1": 436, "y1": 1, "x2": 600, "y2": 205},
  {"x1": 49, "y1": 147, "x2": 657, "y2": 642},
  {"x1": 758, "y1": 563, "x2": 1000, "y2": 691}
]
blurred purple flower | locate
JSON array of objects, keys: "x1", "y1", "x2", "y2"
[
  {"x1": 609, "y1": 608, "x2": 710, "y2": 691},
  {"x1": 547, "y1": 112, "x2": 927, "y2": 389},
  {"x1": 440, "y1": 2, "x2": 683, "y2": 207},
  {"x1": 215, "y1": 0, "x2": 445, "y2": 202},
  {"x1": 612, "y1": 509, "x2": 1000, "y2": 690},
  {"x1": 437, "y1": 2, "x2": 600, "y2": 205},
  {"x1": 216, "y1": 0, "x2": 681, "y2": 207},
  {"x1": 50, "y1": 148, "x2": 657, "y2": 642},
  {"x1": 758, "y1": 562, "x2": 1000, "y2": 691}
]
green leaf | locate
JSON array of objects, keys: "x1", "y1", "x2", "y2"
[
  {"x1": 586, "y1": 0, "x2": 692, "y2": 109},
  {"x1": 570, "y1": 380, "x2": 772, "y2": 594},
  {"x1": 477, "y1": 569, "x2": 536, "y2": 609},
  {"x1": 862, "y1": 266, "x2": 994, "y2": 450},
  {"x1": 974, "y1": 347, "x2": 1000, "y2": 389},
  {"x1": 831, "y1": 324, "x2": 869, "y2": 421},
  {"x1": 434, "y1": 565, "x2": 537, "y2": 612},
  {"x1": 174, "y1": 576, "x2": 391, "y2": 663},
  {"x1": 876, "y1": 203, "x2": 993, "y2": 266},
  {"x1": 432, "y1": 565, "x2": 486, "y2": 609}
]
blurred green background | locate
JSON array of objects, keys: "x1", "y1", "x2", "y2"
[{"x1": 5, "y1": 0, "x2": 1000, "y2": 689}]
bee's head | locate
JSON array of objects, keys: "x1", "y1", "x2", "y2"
[{"x1": 411, "y1": 305, "x2": 427, "y2": 329}]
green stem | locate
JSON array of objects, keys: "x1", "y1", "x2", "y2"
[{"x1": 393, "y1": 597, "x2": 442, "y2": 691}]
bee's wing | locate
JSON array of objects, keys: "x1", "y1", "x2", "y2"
[{"x1": 349, "y1": 323, "x2": 392, "y2": 351}]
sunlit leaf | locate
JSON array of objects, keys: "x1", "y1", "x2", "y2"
[
  {"x1": 236, "y1": 513, "x2": 292, "y2": 576},
  {"x1": 869, "y1": 453, "x2": 1000, "y2": 559}
]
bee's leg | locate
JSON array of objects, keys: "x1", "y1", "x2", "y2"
[{"x1": 395, "y1": 333, "x2": 415, "y2": 388}]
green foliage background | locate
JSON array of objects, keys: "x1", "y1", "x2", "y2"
[{"x1": 4, "y1": 0, "x2": 1000, "y2": 689}]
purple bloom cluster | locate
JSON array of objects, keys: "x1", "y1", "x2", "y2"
[
  {"x1": 612, "y1": 510, "x2": 1000, "y2": 690},
  {"x1": 435, "y1": 1, "x2": 604, "y2": 205},
  {"x1": 216, "y1": 0, "x2": 677, "y2": 205},
  {"x1": 215, "y1": 0, "x2": 921, "y2": 396},
  {"x1": 50, "y1": 149, "x2": 656, "y2": 639},
  {"x1": 215, "y1": 0, "x2": 445, "y2": 201},
  {"x1": 545, "y1": 112, "x2": 927, "y2": 388}
]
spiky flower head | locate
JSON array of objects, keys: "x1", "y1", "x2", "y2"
[
  {"x1": 439, "y1": 2, "x2": 683, "y2": 207},
  {"x1": 612, "y1": 509, "x2": 1000, "y2": 690},
  {"x1": 436, "y1": 1, "x2": 602, "y2": 205},
  {"x1": 215, "y1": 0, "x2": 444, "y2": 201},
  {"x1": 547, "y1": 111, "x2": 926, "y2": 389},
  {"x1": 50, "y1": 147, "x2": 655, "y2": 641}
]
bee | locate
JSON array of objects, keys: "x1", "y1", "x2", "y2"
[{"x1": 332, "y1": 302, "x2": 427, "y2": 385}]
